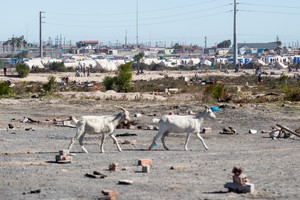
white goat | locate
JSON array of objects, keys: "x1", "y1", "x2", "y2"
[
  {"x1": 67, "y1": 107, "x2": 130, "y2": 153},
  {"x1": 149, "y1": 105, "x2": 216, "y2": 151}
]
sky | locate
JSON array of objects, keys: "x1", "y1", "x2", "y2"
[{"x1": 1, "y1": 0, "x2": 300, "y2": 48}]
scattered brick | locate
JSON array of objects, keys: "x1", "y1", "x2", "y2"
[{"x1": 138, "y1": 159, "x2": 153, "y2": 166}]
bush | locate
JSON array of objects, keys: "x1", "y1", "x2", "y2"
[
  {"x1": 103, "y1": 76, "x2": 118, "y2": 91},
  {"x1": 103, "y1": 62, "x2": 133, "y2": 92},
  {"x1": 43, "y1": 76, "x2": 57, "y2": 93},
  {"x1": 16, "y1": 63, "x2": 30, "y2": 78},
  {"x1": 205, "y1": 84, "x2": 227, "y2": 100},
  {"x1": 282, "y1": 82, "x2": 300, "y2": 101},
  {"x1": 0, "y1": 81, "x2": 13, "y2": 96},
  {"x1": 48, "y1": 61, "x2": 67, "y2": 72}
]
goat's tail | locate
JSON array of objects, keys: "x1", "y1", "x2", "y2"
[{"x1": 70, "y1": 116, "x2": 79, "y2": 124}]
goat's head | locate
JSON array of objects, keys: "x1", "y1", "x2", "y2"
[
  {"x1": 204, "y1": 105, "x2": 216, "y2": 119},
  {"x1": 117, "y1": 106, "x2": 131, "y2": 123}
]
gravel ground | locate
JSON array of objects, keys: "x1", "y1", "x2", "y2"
[{"x1": 0, "y1": 98, "x2": 299, "y2": 200}]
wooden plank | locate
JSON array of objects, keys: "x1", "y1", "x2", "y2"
[{"x1": 276, "y1": 124, "x2": 300, "y2": 138}]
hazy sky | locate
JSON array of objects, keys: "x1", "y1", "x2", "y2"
[{"x1": 1, "y1": 0, "x2": 300, "y2": 47}]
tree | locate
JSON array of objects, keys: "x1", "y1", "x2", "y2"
[
  {"x1": 3, "y1": 35, "x2": 27, "y2": 54},
  {"x1": 16, "y1": 63, "x2": 30, "y2": 78},
  {"x1": 217, "y1": 40, "x2": 231, "y2": 48},
  {"x1": 133, "y1": 52, "x2": 145, "y2": 74}
]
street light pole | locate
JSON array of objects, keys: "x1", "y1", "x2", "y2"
[
  {"x1": 39, "y1": 11, "x2": 45, "y2": 59},
  {"x1": 233, "y1": 0, "x2": 237, "y2": 66}
]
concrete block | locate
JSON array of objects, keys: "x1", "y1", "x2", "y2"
[
  {"x1": 59, "y1": 149, "x2": 69, "y2": 156},
  {"x1": 142, "y1": 165, "x2": 150, "y2": 173},
  {"x1": 55, "y1": 155, "x2": 72, "y2": 163},
  {"x1": 224, "y1": 182, "x2": 255, "y2": 194}
]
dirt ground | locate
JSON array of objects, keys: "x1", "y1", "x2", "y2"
[
  {"x1": 0, "y1": 69, "x2": 300, "y2": 199},
  {"x1": 0, "y1": 96, "x2": 300, "y2": 200}
]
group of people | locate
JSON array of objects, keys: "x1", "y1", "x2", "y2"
[{"x1": 75, "y1": 63, "x2": 91, "y2": 77}]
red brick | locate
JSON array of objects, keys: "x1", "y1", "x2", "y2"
[{"x1": 138, "y1": 159, "x2": 153, "y2": 166}]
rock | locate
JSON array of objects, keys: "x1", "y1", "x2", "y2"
[
  {"x1": 109, "y1": 163, "x2": 118, "y2": 172},
  {"x1": 85, "y1": 173, "x2": 105, "y2": 179},
  {"x1": 134, "y1": 113, "x2": 142, "y2": 117},
  {"x1": 170, "y1": 165, "x2": 190, "y2": 170},
  {"x1": 102, "y1": 189, "x2": 119, "y2": 199},
  {"x1": 8, "y1": 124, "x2": 14, "y2": 129},
  {"x1": 249, "y1": 129, "x2": 257, "y2": 134}
]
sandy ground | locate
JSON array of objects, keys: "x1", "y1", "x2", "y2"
[
  {"x1": 0, "y1": 97, "x2": 299, "y2": 200},
  {"x1": 0, "y1": 69, "x2": 300, "y2": 199},
  {"x1": 0, "y1": 68, "x2": 297, "y2": 84}
]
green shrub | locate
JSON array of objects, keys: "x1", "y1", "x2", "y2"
[
  {"x1": 282, "y1": 83, "x2": 300, "y2": 101},
  {"x1": 0, "y1": 81, "x2": 13, "y2": 96},
  {"x1": 16, "y1": 63, "x2": 30, "y2": 78},
  {"x1": 43, "y1": 76, "x2": 57, "y2": 93},
  {"x1": 103, "y1": 76, "x2": 118, "y2": 91},
  {"x1": 205, "y1": 84, "x2": 226, "y2": 100},
  {"x1": 279, "y1": 73, "x2": 288, "y2": 82},
  {"x1": 48, "y1": 61, "x2": 67, "y2": 72},
  {"x1": 103, "y1": 62, "x2": 133, "y2": 92}
]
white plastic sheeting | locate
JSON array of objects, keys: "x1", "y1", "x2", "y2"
[{"x1": 24, "y1": 58, "x2": 45, "y2": 69}]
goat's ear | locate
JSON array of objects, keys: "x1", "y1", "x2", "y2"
[
  {"x1": 204, "y1": 105, "x2": 210, "y2": 110},
  {"x1": 116, "y1": 106, "x2": 126, "y2": 112}
]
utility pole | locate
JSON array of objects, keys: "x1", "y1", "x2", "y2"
[
  {"x1": 204, "y1": 36, "x2": 207, "y2": 49},
  {"x1": 233, "y1": 0, "x2": 238, "y2": 66},
  {"x1": 136, "y1": 0, "x2": 139, "y2": 49},
  {"x1": 125, "y1": 30, "x2": 127, "y2": 47},
  {"x1": 39, "y1": 11, "x2": 45, "y2": 59}
]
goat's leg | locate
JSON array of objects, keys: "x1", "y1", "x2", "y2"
[
  {"x1": 67, "y1": 138, "x2": 76, "y2": 152},
  {"x1": 110, "y1": 134, "x2": 122, "y2": 152},
  {"x1": 78, "y1": 133, "x2": 88, "y2": 153},
  {"x1": 161, "y1": 131, "x2": 170, "y2": 150},
  {"x1": 196, "y1": 132, "x2": 209, "y2": 150},
  {"x1": 100, "y1": 133, "x2": 106, "y2": 153},
  {"x1": 184, "y1": 132, "x2": 192, "y2": 151},
  {"x1": 149, "y1": 131, "x2": 163, "y2": 150},
  {"x1": 68, "y1": 127, "x2": 84, "y2": 152}
]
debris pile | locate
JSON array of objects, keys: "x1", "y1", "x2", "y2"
[
  {"x1": 268, "y1": 124, "x2": 300, "y2": 139},
  {"x1": 224, "y1": 167, "x2": 255, "y2": 194},
  {"x1": 219, "y1": 127, "x2": 237, "y2": 135},
  {"x1": 55, "y1": 149, "x2": 72, "y2": 164}
]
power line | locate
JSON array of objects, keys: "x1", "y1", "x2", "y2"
[
  {"x1": 239, "y1": 2, "x2": 300, "y2": 9},
  {"x1": 46, "y1": 0, "x2": 226, "y2": 16},
  {"x1": 239, "y1": 9, "x2": 300, "y2": 15},
  {"x1": 46, "y1": 4, "x2": 231, "y2": 24},
  {"x1": 45, "y1": 10, "x2": 230, "y2": 28}
]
